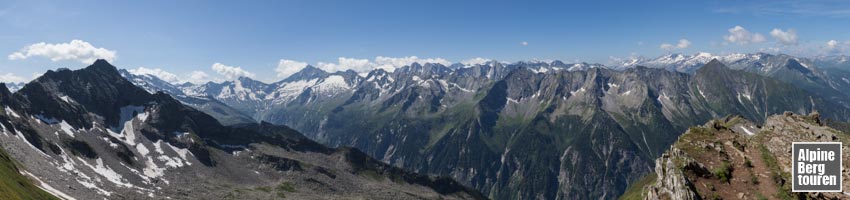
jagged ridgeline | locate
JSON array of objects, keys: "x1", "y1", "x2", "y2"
[
  {"x1": 124, "y1": 56, "x2": 850, "y2": 199},
  {"x1": 622, "y1": 112, "x2": 850, "y2": 200},
  {"x1": 0, "y1": 60, "x2": 485, "y2": 200}
]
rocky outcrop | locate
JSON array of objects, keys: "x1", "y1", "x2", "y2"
[
  {"x1": 636, "y1": 112, "x2": 850, "y2": 199},
  {"x1": 644, "y1": 148, "x2": 700, "y2": 200}
]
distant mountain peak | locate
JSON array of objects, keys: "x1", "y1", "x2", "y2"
[
  {"x1": 695, "y1": 58, "x2": 730, "y2": 75},
  {"x1": 93, "y1": 58, "x2": 111, "y2": 65},
  {"x1": 783, "y1": 57, "x2": 813, "y2": 74},
  {"x1": 706, "y1": 58, "x2": 723, "y2": 65},
  {"x1": 550, "y1": 60, "x2": 566, "y2": 66},
  {"x1": 283, "y1": 65, "x2": 329, "y2": 82},
  {"x1": 235, "y1": 76, "x2": 269, "y2": 85},
  {"x1": 87, "y1": 59, "x2": 120, "y2": 74},
  {"x1": 16, "y1": 59, "x2": 155, "y2": 129}
]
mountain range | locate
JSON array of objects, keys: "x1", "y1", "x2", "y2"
[
  {"x1": 117, "y1": 52, "x2": 850, "y2": 199},
  {"x1": 0, "y1": 60, "x2": 484, "y2": 199}
]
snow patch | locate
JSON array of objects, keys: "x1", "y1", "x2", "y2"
[
  {"x1": 154, "y1": 140, "x2": 188, "y2": 168},
  {"x1": 798, "y1": 60, "x2": 811, "y2": 69},
  {"x1": 268, "y1": 78, "x2": 318, "y2": 103},
  {"x1": 570, "y1": 87, "x2": 586, "y2": 96},
  {"x1": 103, "y1": 137, "x2": 120, "y2": 149},
  {"x1": 136, "y1": 143, "x2": 150, "y2": 157},
  {"x1": 153, "y1": 140, "x2": 165, "y2": 154},
  {"x1": 4, "y1": 106, "x2": 20, "y2": 118},
  {"x1": 528, "y1": 67, "x2": 549, "y2": 73},
  {"x1": 313, "y1": 75, "x2": 351, "y2": 94},
  {"x1": 449, "y1": 82, "x2": 473, "y2": 93},
  {"x1": 110, "y1": 116, "x2": 140, "y2": 146},
  {"x1": 157, "y1": 154, "x2": 185, "y2": 168},
  {"x1": 79, "y1": 158, "x2": 134, "y2": 188},
  {"x1": 142, "y1": 157, "x2": 166, "y2": 180},
  {"x1": 76, "y1": 179, "x2": 112, "y2": 196},
  {"x1": 742, "y1": 93, "x2": 752, "y2": 101},
  {"x1": 741, "y1": 127, "x2": 755, "y2": 135},
  {"x1": 736, "y1": 93, "x2": 742, "y2": 103},
  {"x1": 58, "y1": 121, "x2": 77, "y2": 137},
  {"x1": 166, "y1": 143, "x2": 192, "y2": 162},
  {"x1": 54, "y1": 149, "x2": 111, "y2": 196},
  {"x1": 58, "y1": 95, "x2": 75, "y2": 104}
]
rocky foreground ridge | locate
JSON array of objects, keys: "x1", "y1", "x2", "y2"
[{"x1": 621, "y1": 112, "x2": 850, "y2": 200}]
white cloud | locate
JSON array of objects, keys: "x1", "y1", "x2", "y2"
[
  {"x1": 770, "y1": 28, "x2": 798, "y2": 45},
  {"x1": 374, "y1": 56, "x2": 451, "y2": 71},
  {"x1": 186, "y1": 71, "x2": 211, "y2": 84},
  {"x1": 128, "y1": 67, "x2": 215, "y2": 84},
  {"x1": 314, "y1": 56, "x2": 452, "y2": 73},
  {"x1": 0, "y1": 73, "x2": 26, "y2": 83},
  {"x1": 521, "y1": 41, "x2": 528, "y2": 46},
  {"x1": 827, "y1": 40, "x2": 839, "y2": 50},
  {"x1": 128, "y1": 67, "x2": 181, "y2": 83},
  {"x1": 211, "y1": 63, "x2": 254, "y2": 79},
  {"x1": 275, "y1": 59, "x2": 309, "y2": 78},
  {"x1": 7, "y1": 40, "x2": 117, "y2": 64},
  {"x1": 723, "y1": 26, "x2": 766, "y2": 45},
  {"x1": 31, "y1": 72, "x2": 42, "y2": 80},
  {"x1": 660, "y1": 39, "x2": 691, "y2": 50},
  {"x1": 316, "y1": 57, "x2": 373, "y2": 73},
  {"x1": 759, "y1": 46, "x2": 782, "y2": 53},
  {"x1": 461, "y1": 57, "x2": 492, "y2": 66},
  {"x1": 676, "y1": 39, "x2": 692, "y2": 49}
]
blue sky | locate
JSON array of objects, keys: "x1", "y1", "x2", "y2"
[{"x1": 1, "y1": 0, "x2": 849, "y2": 83}]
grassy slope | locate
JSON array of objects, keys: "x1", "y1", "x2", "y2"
[
  {"x1": 0, "y1": 147, "x2": 58, "y2": 200},
  {"x1": 617, "y1": 172, "x2": 656, "y2": 200}
]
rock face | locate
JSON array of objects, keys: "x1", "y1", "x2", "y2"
[
  {"x1": 632, "y1": 112, "x2": 850, "y2": 199},
  {"x1": 0, "y1": 60, "x2": 485, "y2": 200},
  {"x1": 126, "y1": 57, "x2": 850, "y2": 199},
  {"x1": 643, "y1": 148, "x2": 700, "y2": 200}
]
